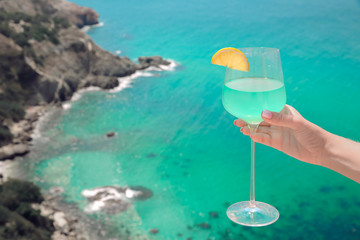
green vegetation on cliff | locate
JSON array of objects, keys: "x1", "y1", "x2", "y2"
[
  {"x1": 0, "y1": 179, "x2": 54, "y2": 240},
  {"x1": 0, "y1": 9, "x2": 70, "y2": 46},
  {"x1": 0, "y1": 9, "x2": 70, "y2": 146}
]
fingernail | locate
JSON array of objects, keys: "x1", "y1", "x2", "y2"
[
  {"x1": 240, "y1": 127, "x2": 243, "y2": 132},
  {"x1": 262, "y1": 110, "x2": 272, "y2": 119},
  {"x1": 233, "y1": 120, "x2": 237, "y2": 125}
]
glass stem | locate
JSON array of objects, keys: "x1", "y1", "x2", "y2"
[{"x1": 249, "y1": 124, "x2": 259, "y2": 207}]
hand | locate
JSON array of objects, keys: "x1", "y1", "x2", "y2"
[{"x1": 234, "y1": 105, "x2": 329, "y2": 166}]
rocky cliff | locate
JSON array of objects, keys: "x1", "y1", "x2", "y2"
[
  {"x1": 0, "y1": 0, "x2": 99, "y2": 28},
  {"x1": 0, "y1": 0, "x2": 170, "y2": 149}
]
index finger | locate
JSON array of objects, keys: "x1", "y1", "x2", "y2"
[
  {"x1": 234, "y1": 119, "x2": 271, "y2": 127},
  {"x1": 234, "y1": 119, "x2": 247, "y2": 127}
]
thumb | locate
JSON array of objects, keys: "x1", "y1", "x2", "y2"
[{"x1": 261, "y1": 109, "x2": 299, "y2": 129}]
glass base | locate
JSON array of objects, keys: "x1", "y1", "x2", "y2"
[{"x1": 226, "y1": 201, "x2": 279, "y2": 227}]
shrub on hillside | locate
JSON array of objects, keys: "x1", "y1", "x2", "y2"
[
  {"x1": 0, "y1": 179, "x2": 44, "y2": 204},
  {"x1": 0, "y1": 101, "x2": 25, "y2": 122},
  {"x1": 0, "y1": 179, "x2": 54, "y2": 239},
  {"x1": 0, "y1": 123, "x2": 12, "y2": 146},
  {"x1": 53, "y1": 17, "x2": 70, "y2": 29},
  {"x1": 0, "y1": 205, "x2": 53, "y2": 240}
]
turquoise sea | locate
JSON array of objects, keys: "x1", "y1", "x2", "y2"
[{"x1": 17, "y1": 0, "x2": 360, "y2": 239}]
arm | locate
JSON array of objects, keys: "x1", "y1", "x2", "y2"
[
  {"x1": 323, "y1": 133, "x2": 360, "y2": 183},
  {"x1": 234, "y1": 105, "x2": 360, "y2": 183}
]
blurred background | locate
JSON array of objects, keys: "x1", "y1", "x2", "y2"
[{"x1": 1, "y1": 0, "x2": 360, "y2": 239}]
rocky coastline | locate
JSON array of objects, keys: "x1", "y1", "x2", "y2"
[
  {"x1": 0, "y1": 0, "x2": 171, "y2": 161},
  {"x1": 0, "y1": 178, "x2": 121, "y2": 240},
  {"x1": 0, "y1": 0, "x2": 173, "y2": 239}
]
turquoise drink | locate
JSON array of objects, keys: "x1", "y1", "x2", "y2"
[
  {"x1": 222, "y1": 48, "x2": 285, "y2": 227},
  {"x1": 222, "y1": 77, "x2": 286, "y2": 124}
]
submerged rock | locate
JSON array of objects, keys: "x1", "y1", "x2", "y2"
[
  {"x1": 195, "y1": 222, "x2": 211, "y2": 230},
  {"x1": 209, "y1": 211, "x2": 219, "y2": 218},
  {"x1": 129, "y1": 186, "x2": 153, "y2": 200},
  {"x1": 319, "y1": 186, "x2": 332, "y2": 193},
  {"x1": 146, "y1": 153, "x2": 157, "y2": 158},
  {"x1": 106, "y1": 131, "x2": 116, "y2": 138},
  {"x1": 150, "y1": 228, "x2": 159, "y2": 234},
  {"x1": 81, "y1": 185, "x2": 152, "y2": 215}
]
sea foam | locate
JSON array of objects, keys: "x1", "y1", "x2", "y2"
[
  {"x1": 81, "y1": 22, "x2": 104, "y2": 33},
  {"x1": 81, "y1": 186, "x2": 144, "y2": 214},
  {"x1": 62, "y1": 59, "x2": 178, "y2": 109},
  {"x1": 62, "y1": 86, "x2": 101, "y2": 110}
]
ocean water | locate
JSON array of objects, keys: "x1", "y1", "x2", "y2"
[{"x1": 18, "y1": 0, "x2": 360, "y2": 239}]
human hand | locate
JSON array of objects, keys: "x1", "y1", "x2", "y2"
[{"x1": 234, "y1": 105, "x2": 329, "y2": 166}]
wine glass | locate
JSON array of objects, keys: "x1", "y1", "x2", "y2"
[{"x1": 222, "y1": 47, "x2": 286, "y2": 226}]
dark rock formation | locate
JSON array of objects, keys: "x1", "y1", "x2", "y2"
[
  {"x1": 209, "y1": 211, "x2": 219, "y2": 218},
  {"x1": 195, "y1": 222, "x2": 211, "y2": 230},
  {"x1": 150, "y1": 228, "x2": 159, "y2": 234},
  {"x1": 82, "y1": 76, "x2": 119, "y2": 90},
  {"x1": 106, "y1": 131, "x2": 116, "y2": 138},
  {"x1": 319, "y1": 186, "x2": 332, "y2": 193},
  {"x1": 146, "y1": 153, "x2": 157, "y2": 158},
  {"x1": 137, "y1": 56, "x2": 171, "y2": 70},
  {"x1": 129, "y1": 186, "x2": 153, "y2": 200}
]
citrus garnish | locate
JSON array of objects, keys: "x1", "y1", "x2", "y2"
[{"x1": 211, "y1": 47, "x2": 249, "y2": 71}]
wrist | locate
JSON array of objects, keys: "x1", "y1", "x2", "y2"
[
  {"x1": 319, "y1": 131, "x2": 337, "y2": 168},
  {"x1": 305, "y1": 122, "x2": 334, "y2": 167},
  {"x1": 319, "y1": 131, "x2": 360, "y2": 183}
]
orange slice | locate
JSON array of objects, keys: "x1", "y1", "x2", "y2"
[{"x1": 211, "y1": 47, "x2": 249, "y2": 71}]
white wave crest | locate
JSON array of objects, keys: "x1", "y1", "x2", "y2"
[
  {"x1": 108, "y1": 71, "x2": 155, "y2": 93},
  {"x1": 81, "y1": 22, "x2": 104, "y2": 32},
  {"x1": 62, "y1": 58, "x2": 178, "y2": 109},
  {"x1": 115, "y1": 50, "x2": 122, "y2": 55},
  {"x1": 92, "y1": 22, "x2": 104, "y2": 28},
  {"x1": 125, "y1": 188, "x2": 142, "y2": 198},
  {"x1": 62, "y1": 86, "x2": 101, "y2": 110},
  {"x1": 31, "y1": 111, "x2": 48, "y2": 140}
]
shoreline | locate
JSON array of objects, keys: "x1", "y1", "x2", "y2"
[
  {"x1": 0, "y1": 59, "x2": 178, "y2": 240},
  {"x1": 63, "y1": 58, "x2": 177, "y2": 109},
  {"x1": 0, "y1": 58, "x2": 177, "y2": 161},
  {"x1": 0, "y1": 1, "x2": 178, "y2": 238}
]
